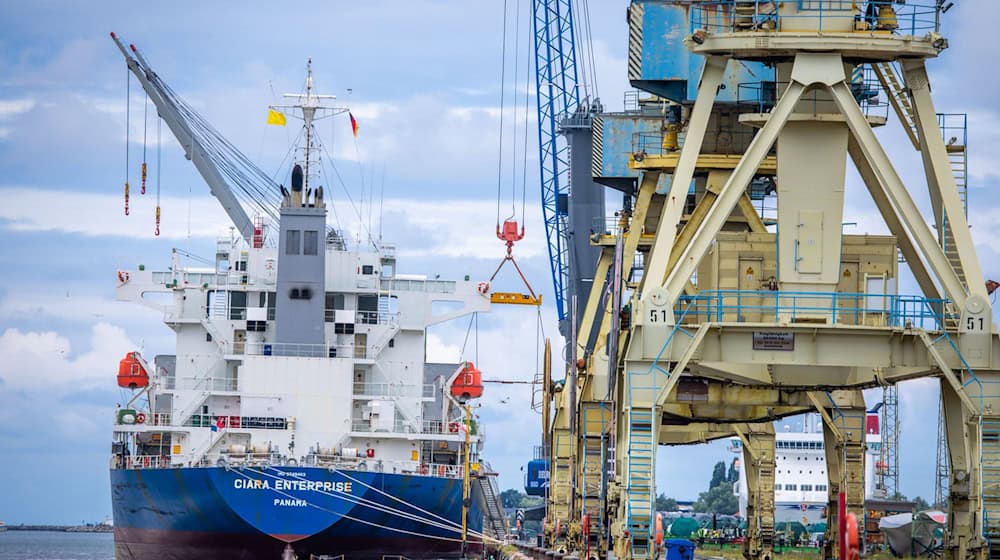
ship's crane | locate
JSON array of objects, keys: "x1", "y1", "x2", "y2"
[{"x1": 111, "y1": 32, "x2": 281, "y2": 243}]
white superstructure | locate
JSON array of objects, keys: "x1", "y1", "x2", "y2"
[
  {"x1": 731, "y1": 414, "x2": 882, "y2": 524},
  {"x1": 112, "y1": 237, "x2": 491, "y2": 474}
]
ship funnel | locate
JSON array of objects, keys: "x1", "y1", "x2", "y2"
[
  {"x1": 291, "y1": 164, "x2": 304, "y2": 192},
  {"x1": 290, "y1": 164, "x2": 304, "y2": 207}
]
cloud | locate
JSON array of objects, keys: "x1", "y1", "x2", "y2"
[
  {"x1": 0, "y1": 187, "x2": 549, "y2": 266},
  {"x1": 0, "y1": 322, "x2": 135, "y2": 457},
  {"x1": 0, "y1": 291, "x2": 162, "y2": 326},
  {"x1": 0, "y1": 98, "x2": 35, "y2": 118},
  {"x1": 0, "y1": 323, "x2": 135, "y2": 392},
  {"x1": 0, "y1": 187, "x2": 231, "y2": 239}
]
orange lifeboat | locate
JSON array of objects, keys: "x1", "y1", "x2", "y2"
[
  {"x1": 450, "y1": 362, "x2": 483, "y2": 401},
  {"x1": 117, "y1": 352, "x2": 149, "y2": 389}
]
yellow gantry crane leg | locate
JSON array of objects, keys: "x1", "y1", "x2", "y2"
[
  {"x1": 734, "y1": 424, "x2": 776, "y2": 560},
  {"x1": 809, "y1": 391, "x2": 868, "y2": 560}
]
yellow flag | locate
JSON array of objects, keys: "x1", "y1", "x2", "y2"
[{"x1": 266, "y1": 109, "x2": 286, "y2": 126}]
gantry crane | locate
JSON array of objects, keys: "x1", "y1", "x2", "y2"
[{"x1": 537, "y1": 3, "x2": 996, "y2": 560}]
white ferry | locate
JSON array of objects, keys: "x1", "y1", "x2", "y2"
[{"x1": 730, "y1": 413, "x2": 883, "y2": 524}]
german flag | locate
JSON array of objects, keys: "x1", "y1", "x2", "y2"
[{"x1": 349, "y1": 112, "x2": 359, "y2": 137}]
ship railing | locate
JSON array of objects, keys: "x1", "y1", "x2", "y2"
[
  {"x1": 124, "y1": 451, "x2": 470, "y2": 479},
  {"x1": 238, "y1": 341, "x2": 367, "y2": 359},
  {"x1": 151, "y1": 270, "x2": 268, "y2": 290},
  {"x1": 352, "y1": 382, "x2": 437, "y2": 399},
  {"x1": 380, "y1": 278, "x2": 457, "y2": 294},
  {"x1": 356, "y1": 310, "x2": 400, "y2": 326},
  {"x1": 118, "y1": 454, "x2": 171, "y2": 470},
  {"x1": 113, "y1": 412, "x2": 170, "y2": 427},
  {"x1": 169, "y1": 376, "x2": 238, "y2": 392},
  {"x1": 690, "y1": 1, "x2": 941, "y2": 36},
  {"x1": 350, "y1": 417, "x2": 418, "y2": 434},
  {"x1": 147, "y1": 413, "x2": 172, "y2": 426},
  {"x1": 324, "y1": 309, "x2": 399, "y2": 326},
  {"x1": 199, "y1": 453, "x2": 468, "y2": 479},
  {"x1": 185, "y1": 414, "x2": 288, "y2": 430},
  {"x1": 349, "y1": 418, "x2": 479, "y2": 437},
  {"x1": 422, "y1": 419, "x2": 483, "y2": 436},
  {"x1": 676, "y1": 290, "x2": 953, "y2": 330}
]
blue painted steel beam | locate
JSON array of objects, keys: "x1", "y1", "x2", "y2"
[{"x1": 532, "y1": 0, "x2": 581, "y2": 322}]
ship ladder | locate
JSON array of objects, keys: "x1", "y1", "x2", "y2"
[{"x1": 477, "y1": 473, "x2": 509, "y2": 542}]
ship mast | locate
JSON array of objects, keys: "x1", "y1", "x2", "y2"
[{"x1": 271, "y1": 58, "x2": 348, "y2": 192}]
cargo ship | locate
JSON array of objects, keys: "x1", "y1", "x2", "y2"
[{"x1": 108, "y1": 34, "x2": 508, "y2": 559}]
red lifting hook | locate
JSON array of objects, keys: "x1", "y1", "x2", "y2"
[{"x1": 496, "y1": 219, "x2": 524, "y2": 257}]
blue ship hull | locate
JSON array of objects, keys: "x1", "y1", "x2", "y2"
[{"x1": 111, "y1": 466, "x2": 486, "y2": 559}]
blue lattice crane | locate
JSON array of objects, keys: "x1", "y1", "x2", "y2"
[{"x1": 531, "y1": 0, "x2": 581, "y2": 327}]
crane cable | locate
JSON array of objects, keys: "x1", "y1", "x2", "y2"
[
  {"x1": 573, "y1": 0, "x2": 599, "y2": 103},
  {"x1": 141, "y1": 96, "x2": 148, "y2": 195},
  {"x1": 519, "y1": 0, "x2": 531, "y2": 229},
  {"x1": 124, "y1": 64, "x2": 130, "y2": 216},
  {"x1": 509, "y1": 0, "x2": 521, "y2": 224},
  {"x1": 155, "y1": 115, "x2": 161, "y2": 236},
  {"x1": 495, "y1": 0, "x2": 510, "y2": 229}
]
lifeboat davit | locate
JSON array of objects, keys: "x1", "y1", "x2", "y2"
[
  {"x1": 450, "y1": 362, "x2": 483, "y2": 401},
  {"x1": 117, "y1": 352, "x2": 149, "y2": 389}
]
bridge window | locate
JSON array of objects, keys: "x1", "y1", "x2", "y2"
[
  {"x1": 286, "y1": 230, "x2": 301, "y2": 255},
  {"x1": 303, "y1": 230, "x2": 318, "y2": 255}
]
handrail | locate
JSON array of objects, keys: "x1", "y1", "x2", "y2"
[
  {"x1": 115, "y1": 453, "x2": 468, "y2": 481},
  {"x1": 676, "y1": 290, "x2": 953, "y2": 330},
  {"x1": 238, "y1": 341, "x2": 368, "y2": 359},
  {"x1": 349, "y1": 417, "x2": 476, "y2": 436},
  {"x1": 690, "y1": 1, "x2": 942, "y2": 36},
  {"x1": 352, "y1": 382, "x2": 436, "y2": 399}
]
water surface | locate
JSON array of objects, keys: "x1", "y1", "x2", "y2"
[{"x1": 0, "y1": 531, "x2": 113, "y2": 560}]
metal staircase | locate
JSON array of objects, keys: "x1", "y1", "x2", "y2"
[
  {"x1": 939, "y1": 113, "x2": 969, "y2": 286},
  {"x1": 174, "y1": 391, "x2": 211, "y2": 427},
  {"x1": 581, "y1": 430, "x2": 605, "y2": 539},
  {"x1": 873, "y1": 62, "x2": 920, "y2": 149},
  {"x1": 982, "y1": 418, "x2": 1000, "y2": 557},
  {"x1": 625, "y1": 407, "x2": 656, "y2": 560},
  {"x1": 874, "y1": 65, "x2": 970, "y2": 283},
  {"x1": 477, "y1": 464, "x2": 508, "y2": 542}
]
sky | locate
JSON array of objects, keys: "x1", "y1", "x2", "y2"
[{"x1": 0, "y1": 0, "x2": 997, "y2": 525}]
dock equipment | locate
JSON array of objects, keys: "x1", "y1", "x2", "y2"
[{"x1": 536, "y1": 3, "x2": 1000, "y2": 560}]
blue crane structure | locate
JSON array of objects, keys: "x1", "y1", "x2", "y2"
[{"x1": 531, "y1": 0, "x2": 581, "y2": 326}]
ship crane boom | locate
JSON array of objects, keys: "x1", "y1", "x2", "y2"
[{"x1": 110, "y1": 32, "x2": 275, "y2": 242}]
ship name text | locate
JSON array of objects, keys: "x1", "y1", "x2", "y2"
[{"x1": 233, "y1": 478, "x2": 353, "y2": 493}]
